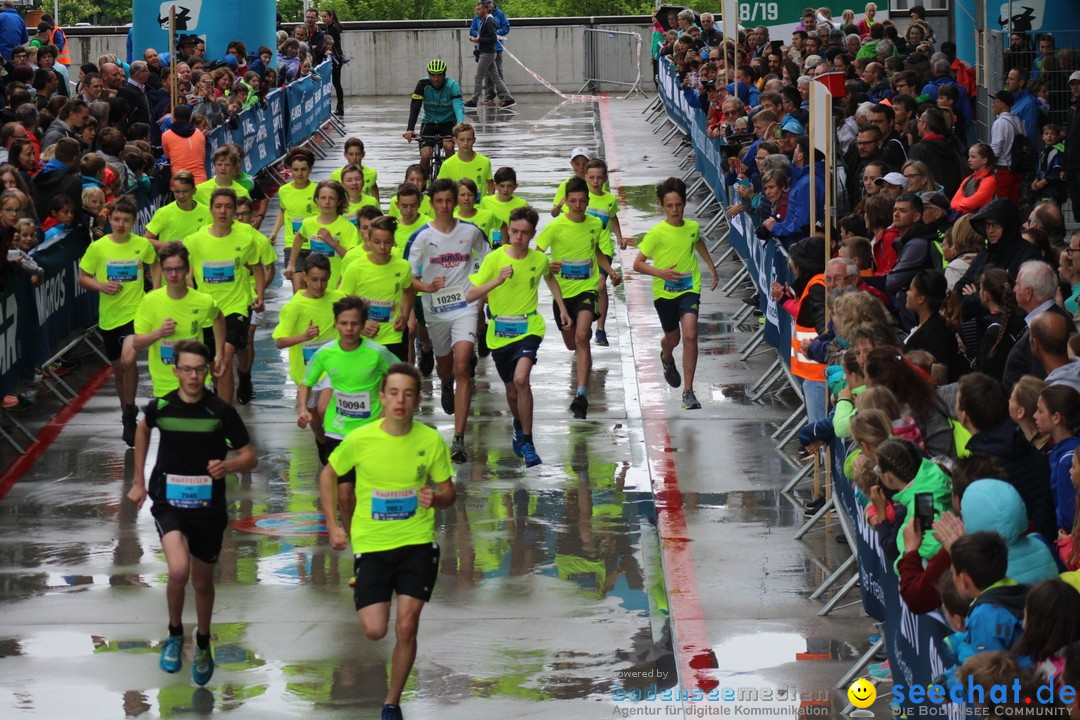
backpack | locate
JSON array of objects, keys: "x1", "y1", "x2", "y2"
[{"x1": 1010, "y1": 125, "x2": 1035, "y2": 174}]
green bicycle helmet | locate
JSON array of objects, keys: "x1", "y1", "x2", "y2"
[{"x1": 427, "y1": 58, "x2": 447, "y2": 74}]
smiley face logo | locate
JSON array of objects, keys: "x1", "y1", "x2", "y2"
[{"x1": 848, "y1": 678, "x2": 876, "y2": 709}]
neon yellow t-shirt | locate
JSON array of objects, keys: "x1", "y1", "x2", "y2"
[
  {"x1": 563, "y1": 190, "x2": 620, "y2": 257},
  {"x1": 134, "y1": 287, "x2": 219, "y2": 397},
  {"x1": 330, "y1": 165, "x2": 378, "y2": 195},
  {"x1": 552, "y1": 176, "x2": 608, "y2": 204},
  {"x1": 185, "y1": 226, "x2": 260, "y2": 316},
  {"x1": 271, "y1": 290, "x2": 343, "y2": 386},
  {"x1": 145, "y1": 201, "x2": 212, "y2": 243},
  {"x1": 389, "y1": 194, "x2": 432, "y2": 219},
  {"x1": 346, "y1": 195, "x2": 380, "y2": 228},
  {"x1": 277, "y1": 181, "x2": 318, "y2": 236},
  {"x1": 479, "y1": 194, "x2": 527, "y2": 228},
  {"x1": 241, "y1": 224, "x2": 275, "y2": 302},
  {"x1": 78, "y1": 234, "x2": 158, "y2": 330},
  {"x1": 535, "y1": 214, "x2": 603, "y2": 300},
  {"x1": 303, "y1": 338, "x2": 397, "y2": 438},
  {"x1": 394, "y1": 214, "x2": 432, "y2": 250},
  {"x1": 469, "y1": 247, "x2": 549, "y2": 350},
  {"x1": 455, "y1": 207, "x2": 502, "y2": 247},
  {"x1": 193, "y1": 178, "x2": 251, "y2": 208},
  {"x1": 298, "y1": 215, "x2": 358, "y2": 287},
  {"x1": 437, "y1": 152, "x2": 493, "y2": 197},
  {"x1": 637, "y1": 219, "x2": 702, "y2": 300},
  {"x1": 328, "y1": 419, "x2": 453, "y2": 554},
  {"x1": 338, "y1": 256, "x2": 412, "y2": 346}
]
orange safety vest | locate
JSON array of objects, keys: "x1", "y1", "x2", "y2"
[
  {"x1": 48, "y1": 27, "x2": 70, "y2": 66},
  {"x1": 789, "y1": 273, "x2": 826, "y2": 382}
]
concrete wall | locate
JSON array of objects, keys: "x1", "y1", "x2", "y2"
[{"x1": 65, "y1": 19, "x2": 652, "y2": 97}]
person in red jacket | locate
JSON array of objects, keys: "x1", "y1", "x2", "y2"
[{"x1": 952, "y1": 143, "x2": 997, "y2": 215}]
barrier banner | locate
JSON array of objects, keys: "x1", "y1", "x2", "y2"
[
  {"x1": 286, "y1": 62, "x2": 334, "y2": 147},
  {"x1": 657, "y1": 56, "x2": 956, "y2": 715}
]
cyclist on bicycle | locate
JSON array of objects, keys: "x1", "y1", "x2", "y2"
[{"x1": 404, "y1": 59, "x2": 465, "y2": 173}]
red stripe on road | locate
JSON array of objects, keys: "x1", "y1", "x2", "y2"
[
  {"x1": 0, "y1": 365, "x2": 115, "y2": 503},
  {"x1": 598, "y1": 95, "x2": 719, "y2": 694}
]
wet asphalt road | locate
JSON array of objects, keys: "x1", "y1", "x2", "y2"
[{"x1": 0, "y1": 94, "x2": 875, "y2": 718}]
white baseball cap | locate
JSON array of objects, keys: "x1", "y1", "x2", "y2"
[
  {"x1": 1070, "y1": 70, "x2": 1080, "y2": 84},
  {"x1": 569, "y1": 147, "x2": 591, "y2": 161},
  {"x1": 874, "y1": 172, "x2": 908, "y2": 188}
]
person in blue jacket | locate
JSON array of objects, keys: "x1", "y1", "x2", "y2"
[
  {"x1": 0, "y1": 0, "x2": 28, "y2": 62},
  {"x1": 761, "y1": 135, "x2": 824, "y2": 248},
  {"x1": 469, "y1": 0, "x2": 509, "y2": 102},
  {"x1": 1005, "y1": 66, "x2": 1040, "y2": 146}
]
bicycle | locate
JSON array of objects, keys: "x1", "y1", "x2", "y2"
[{"x1": 417, "y1": 134, "x2": 453, "y2": 181}]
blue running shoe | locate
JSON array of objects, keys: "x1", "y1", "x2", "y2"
[
  {"x1": 382, "y1": 704, "x2": 404, "y2": 720},
  {"x1": 595, "y1": 328, "x2": 609, "y2": 346},
  {"x1": 521, "y1": 442, "x2": 542, "y2": 467},
  {"x1": 159, "y1": 635, "x2": 182, "y2": 673},
  {"x1": 512, "y1": 419, "x2": 524, "y2": 458},
  {"x1": 191, "y1": 638, "x2": 214, "y2": 686}
]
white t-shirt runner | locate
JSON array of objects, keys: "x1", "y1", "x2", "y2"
[{"x1": 405, "y1": 219, "x2": 490, "y2": 322}]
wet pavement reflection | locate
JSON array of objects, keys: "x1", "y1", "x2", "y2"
[{"x1": 0, "y1": 95, "x2": 868, "y2": 718}]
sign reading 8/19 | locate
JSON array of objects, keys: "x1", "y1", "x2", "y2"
[{"x1": 739, "y1": 2, "x2": 780, "y2": 21}]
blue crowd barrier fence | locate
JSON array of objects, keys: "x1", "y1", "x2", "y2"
[{"x1": 656, "y1": 57, "x2": 956, "y2": 715}]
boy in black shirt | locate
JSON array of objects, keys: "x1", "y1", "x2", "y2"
[{"x1": 126, "y1": 340, "x2": 258, "y2": 686}]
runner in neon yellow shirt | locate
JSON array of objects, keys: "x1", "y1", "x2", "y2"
[
  {"x1": 535, "y1": 177, "x2": 620, "y2": 421},
  {"x1": 454, "y1": 177, "x2": 505, "y2": 248},
  {"x1": 633, "y1": 177, "x2": 719, "y2": 411},
  {"x1": 467, "y1": 205, "x2": 570, "y2": 467},
  {"x1": 329, "y1": 137, "x2": 380, "y2": 203},
  {"x1": 584, "y1": 158, "x2": 627, "y2": 348},
  {"x1": 234, "y1": 196, "x2": 278, "y2": 404},
  {"x1": 289, "y1": 180, "x2": 358, "y2": 291},
  {"x1": 479, "y1": 166, "x2": 527, "y2": 235},
  {"x1": 550, "y1": 146, "x2": 591, "y2": 217},
  {"x1": 340, "y1": 205, "x2": 390, "y2": 280},
  {"x1": 340, "y1": 164, "x2": 379, "y2": 227},
  {"x1": 273, "y1": 254, "x2": 342, "y2": 388},
  {"x1": 129, "y1": 242, "x2": 225, "y2": 398},
  {"x1": 77, "y1": 196, "x2": 160, "y2": 446},
  {"x1": 185, "y1": 188, "x2": 266, "y2": 405},
  {"x1": 388, "y1": 165, "x2": 433, "y2": 219},
  {"x1": 339, "y1": 216, "x2": 415, "y2": 361},
  {"x1": 194, "y1": 146, "x2": 251, "y2": 207},
  {"x1": 270, "y1": 150, "x2": 318, "y2": 291},
  {"x1": 436, "y1": 122, "x2": 494, "y2": 198},
  {"x1": 318, "y1": 363, "x2": 455, "y2": 720},
  {"x1": 299, "y1": 296, "x2": 398, "y2": 539},
  {"x1": 144, "y1": 171, "x2": 212, "y2": 251}
]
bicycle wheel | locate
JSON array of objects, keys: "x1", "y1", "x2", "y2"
[{"x1": 429, "y1": 147, "x2": 444, "y2": 182}]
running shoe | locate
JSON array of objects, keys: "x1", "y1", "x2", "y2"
[
  {"x1": 521, "y1": 442, "x2": 542, "y2": 468},
  {"x1": 450, "y1": 438, "x2": 467, "y2": 464},
  {"x1": 661, "y1": 351, "x2": 680, "y2": 388},
  {"x1": 382, "y1": 704, "x2": 404, "y2": 720},
  {"x1": 868, "y1": 660, "x2": 892, "y2": 682},
  {"x1": 500, "y1": 98, "x2": 517, "y2": 108},
  {"x1": 511, "y1": 419, "x2": 524, "y2": 458},
  {"x1": 419, "y1": 348, "x2": 435, "y2": 377},
  {"x1": 595, "y1": 328, "x2": 609, "y2": 346},
  {"x1": 236, "y1": 372, "x2": 254, "y2": 405},
  {"x1": 191, "y1": 637, "x2": 215, "y2": 686},
  {"x1": 441, "y1": 381, "x2": 455, "y2": 415},
  {"x1": 681, "y1": 390, "x2": 702, "y2": 410},
  {"x1": 569, "y1": 393, "x2": 589, "y2": 419},
  {"x1": 122, "y1": 410, "x2": 138, "y2": 448},
  {"x1": 478, "y1": 332, "x2": 489, "y2": 358},
  {"x1": 159, "y1": 635, "x2": 182, "y2": 673},
  {"x1": 463, "y1": 99, "x2": 478, "y2": 108}
]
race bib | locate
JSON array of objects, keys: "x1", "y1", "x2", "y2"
[
  {"x1": 371, "y1": 488, "x2": 418, "y2": 520},
  {"x1": 367, "y1": 299, "x2": 393, "y2": 323},
  {"x1": 431, "y1": 285, "x2": 466, "y2": 314},
  {"x1": 494, "y1": 314, "x2": 528, "y2": 339},
  {"x1": 336, "y1": 391, "x2": 371, "y2": 419},
  {"x1": 290, "y1": 217, "x2": 304, "y2": 233},
  {"x1": 202, "y1": 260, "x2": 235, "y2": 284},
  {"x1": 165, "y1": 474, "x2": 212, "y2": 509},
  {"x1": 106, "y1": 259, "x2": 139, "y2": 283},
  {"x1": 561, "y1": 259, "x2": 592, "y2": 280},
  {"x1": 310, "y1": 236, "x2": 335, "y2": 255},
  {"x1": 160, "y1": 339, "x2": 175, "y2": 365},
  {"x1": 586, "y1": 207, "x2": 611, "y2": 229},
  {"x1": 302, "y1": 341, "x2": 322, "y2": 363},
  {"x1": 664, "y1": 272, "x2": 694, "y2": 293},
  {"x1": 491, "y1": 229, "x2": 502, "y2": 245}
]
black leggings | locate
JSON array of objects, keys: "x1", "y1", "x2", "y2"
[{"x1": 332, "y1": 62, "x2": 344, "y2": 109}]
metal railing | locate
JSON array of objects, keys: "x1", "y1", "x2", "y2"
[{"x1": 580, "y1": 28, "x2": 646, "y2": 99}]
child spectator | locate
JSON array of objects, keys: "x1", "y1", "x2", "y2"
[
  {"x1": 41, "y1": 195, "x2": 74, "y2": 242},
  {"x1": 8, "y1": 216, "x2": 42, "y2": 284},
  {"x1": 1056, "y1": 451, "x2": 1080, "y2": 571},
  {"x1": 1035, "y1": 385, "x2": 1080, "y2": 533},
  {"x1": 81, "y1": 186, "x2": 105, "y2": 240},
  {"x1": 1012, "y1": 579, "x2": 1080, "y2": 683},
  {"x1": 947, "y1": 530, "x2": 1027, "y2": 666},
  {"x1": 873, "y1": 437, "x2": 953, "y2": 561},
  {"x1": 1032, "y1": 124, "x2": 1066, "y2": 206}
]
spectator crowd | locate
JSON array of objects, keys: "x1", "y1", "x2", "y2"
[{"x1": 655, "y1": 2, "x2": 1080, "y2": 712}]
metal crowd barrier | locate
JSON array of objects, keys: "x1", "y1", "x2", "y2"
[{"x1": 580, "y1": 28, "x2": 646, "y2": 98}]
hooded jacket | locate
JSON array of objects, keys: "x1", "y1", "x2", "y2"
[
  {"x1": 772, "y1": 162, "x2": 824, "y2": 248},
  {"x1": 32, "y1": 158, "x2": 81, "y2": 214},
  {"x1": 885, "y1": 220, "x2": 937, "y2": 308},
  {"x1": 955, "y1": 199, "x2": 1039, "y2": 313},
  {"x1": 40, "y1": 117, "x2": 77, "y2": 151},
  {"x1": 950, "y1": 579, "x2": 1028, "y2": 666},
  {"x1": 908, "y1": 134, "x2": 966, "y2": 197}
]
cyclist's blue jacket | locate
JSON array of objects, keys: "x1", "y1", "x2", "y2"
[{"x1": 407, "y1": 77, "x2": 465, "y2": 131}]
